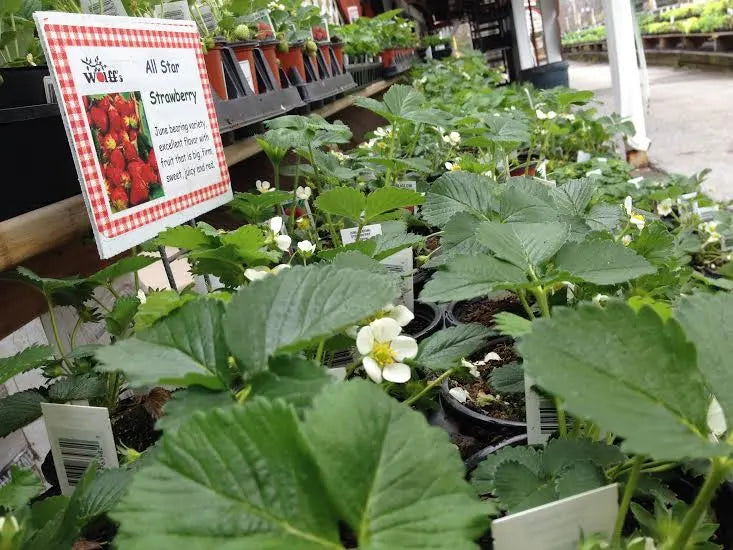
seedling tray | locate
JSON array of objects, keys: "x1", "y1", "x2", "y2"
[{"x1": 346, "y1": 62, "x2": 383, "y2": 88}]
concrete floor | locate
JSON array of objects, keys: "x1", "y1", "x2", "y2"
[{"x1": 568, "y1": 61, "x2": 733, "y2": 200}]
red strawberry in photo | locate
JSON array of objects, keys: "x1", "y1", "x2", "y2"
[
  {"x1": 109, "y1": 186, "x2": 129, "y2": 211},
  {"x1": 129, "y1": 176, "x2": 149, "y2": 205},
  {"x1": 128, "y1": 129, "x2": 138, "y2": 143},
  {"x1": 101, "y1": 132, "x2": 117, "y2": 151},
  {"x1": 98, "y1": 96, "x2": 111, "y2": 111},
  {"x1": 119, "y1": 130, "x2": 130, "y2": 143},
  {"x1": 89, "y1": 106, "x2": 109, "y2": 132},
  {"x1": 127, "y1": 160, "x2": 145, "y2": 181},
  {"x1": 123, "y1": 114, "x2": 139, "y2": 129},
  {"x1": 123, "y1": 141, "x2": 138, "y2": 162},
  {"x1": 120, "y1": 170, "x2": 131, "y2": 189},
  {"x1": 147, "y1": 150, "x2": 157, "y2": 169},
  {"x1": 108, "y1": 109, "x2": 123, "y2": 133},
  {"x1": 105, "y1": 164, "x2": 124, "y2": 187},
  {"x1": 141, "y1": 163, "x2": 158, "y2": 185},
  {"x1": 109, "y1": 148, "x2": 125, "y2": 170}
]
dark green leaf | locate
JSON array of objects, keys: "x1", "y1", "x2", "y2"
[
  {"x1": 555, "y1": 240, "x2": 656, "y2": 285},
  {"x1": 0, "y1": 466, "x2": 42, "y2": 511},
  {"x1": 416, "y1": 324, "x2": 494, "y2": 371},
  {"x1": 489, "y1": 363, "x2": 525, "y2": 393},
  {"x1": 476, "y1": 221, "x2": 569, "y2": 271},
  {"x1": 105, "y1": 296, "x2": 140, "y2": 338},
  {"x1": 365, "y1": 187, "x2": 424, "y2": 221},
  {"x1": 155, "y1": 387, "x2": 234, "y2": 433},
  {"x1": 422, "y1": 172, "x2": 493, "y2": 227},
  {"x1": 48, "y1": 374, "x2": 107, "y2": 402},
  {"x1": 249, "y1": 356, "x2": 332, "y2": 409},
  {"x1": 0, "y1": 345, "x2": 53, "y2": 385},
  {"x1": 0, "y1": 390, "x2": 46, "y2": 438},
  {"x1": 554, "y1": 461, "x2": 605, "y2": 500},
  {"x1": 493, "y1": 312, "x2": 532, "y2": 338}
]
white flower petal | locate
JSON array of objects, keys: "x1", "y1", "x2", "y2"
[
  {"x1": 390, "y1": 335, "x2": 418, "y2": 361},
  {"x1": 483, "y1": 352, "x2": 502, "y2": 362},
  {"x1": 369, "y1": 317, "x2": 402, "y2": 343},
  {"x1": 244, "y1": 267, "x2": 270, "y2": 281},
  {"x1": 622, "y1": 234, "x2": 632, "y2": 246},
  {"x1": 387, "y1": 304, "x2": 414, "y2": 326},
  {"x1": 535, "y1": 109, "x2": 547, "y2": 119},
  {"x1": 275, "y1": 234, "x2": 292, "y2": 251},
  {"x1": 297, "y1": 240, "x2": 316, "y2": 254},
  {"x1": 269, "y1": 216, "x2": 283, "y2": 233},
  {"x1": 136, "y1": 289, "x2": 147, "y2": 304},
  {"x1": 547, "y1": 111, "x2": 557, "y2": 119},
  {"x1": 345, "y1": 325, "x2": 359, "y2": 339},
  {"x1": 356, "y1": 326, "x2": 374, "y2": 355},
  {"x1": 623, "y1": 196, "x2": 633, "y2": 216},
  {"x1": 708, "y1": 397, "x2": 727, "y2": 438},
  {"x1": 382, "y1": 362, "x2": 411, "y2": 383},
  {"x1": 448, "y1": 387, "x2": 469, "y2": 403},
  {"x1": 362, "y1": 356, "x2": 383, "y2": 383}
]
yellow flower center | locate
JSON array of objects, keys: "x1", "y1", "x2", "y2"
[
  {"x1": 371, "y1": 342, "x2": 396, "y2": 367},
  {"x1": 631, "y1": 214, "x2": 644, "y2": 222}
]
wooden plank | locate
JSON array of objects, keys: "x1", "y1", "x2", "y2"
[{"x1": 0, "y1": 78, "x2": 398, "y2": 274}]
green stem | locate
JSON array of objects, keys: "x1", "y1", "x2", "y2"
[
  {"x1": 288, "y1": 164, "x2": 298, "y2": 234},
  {"x1": 132, "y1": 247, "x2": 140, "y2": 294},
  {"x1": 45, "y1": 297, "x2": 70, "y2": 367},
  {"x1": 355, "y1": 221, "x2": 364, "y2": 242},
  {"x1": 404, "y1": 368, "x2": 455, "y2": 406},
  {"x1": 668, "y1": 458, "x2": 731, "y2": 550},
  {"x1": 612, "y1": 455, "x2": 644, "y2": 546},
  {"x1": 315, "y1": 339, "x2": 325, "y2": 363},
  {"x1": 106, "y1": 284, "x2": 121, "y2": 300},
  {"x1": 383, "y1": 124, "x2": 399, "y2": 187},
  {"x1": 69, "y1": 316, "x2": 83, "y2": 350},
  {"x1": 534, "y1": 287, "x2": 551, "y2": 318},
  {"x1": 405, "y1": 123, "x2": 422, "y2": 158},
  {"x1": 554, "y1": 396, "x2": 567, "y2": 437},
  {"x1": 89, "y1": 295, "x2": 111, "y2": 313},
  {"x1": 517, "y1": 290, "x2": 535, "y2": 320}
]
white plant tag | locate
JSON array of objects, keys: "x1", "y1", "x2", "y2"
[
  {"x1": 239, "y1": 59, "x2": 255, "y2": 92},
  {"x1": 43, "y1": 75, "x2": 57, "y2": 103},
  {"x1": 394, "y1": 180, "x2": 417, "y2": 191},
  {"x1": 491, "y1": 484, "x2": 618, "y2": 550},
  {"x1": 196, "y1": 3, "x2": 217, "y2": 33},
  {"x1": 347, "y1": 5, "x2": 359, "y2": 22},
  {"x1": 80, "y1": 0, "x2": 127, "y2": 16},
  {"x1": 576, "y1": 150, "x2": 591, "y2": 163},
  {"x1": 695, "y1": 205, "x2": 718, "y2": 222},
  {"x1": 42, "y1": 402, "x2": 118, "y2": 495},
  {"x1": 341, "y1": 224, "x2": 414, "y2": 310},
  {"x1": 525, "y1": 375, "x2": 572, "y2": 445},
  {"x1": 154, "y1": 1, "x2": 191, "y2": 20}
]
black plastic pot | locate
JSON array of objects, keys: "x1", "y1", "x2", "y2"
[
  {"x1": 404, "y1": 301, "x2": 442, "y2": 341},
  {"x1": 519, "y1": 60, "x2": 569, "y2": 89},
  {"x1": 440, "y1": 335, "x2": 526, "y2": 434},
  {"x1": 444, "y1": 291, "x2": 525, "y2": 327},
  {"x1": 0, "y1": 104, "x2": 80, "y2": 221},
  {"x1": 0, "y1": 66, "x2": 50, "y2": 109},
  {"x1": 413, "y1": 268, "x2": 434, "y2": 297},
  {"x1": 465, "y1": 433, "x2": 527, "y2": 472},
  {"x1": 714, "y1": 481, "x2": 733, "y2": 547}
]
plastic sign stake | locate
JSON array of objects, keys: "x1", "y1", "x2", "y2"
[
  {"x1": 492, "y1": 484, "x2": 619, "y2": 550},
  {"x1": 34, "y1": 12, "x2": 232, "y2": 259}
]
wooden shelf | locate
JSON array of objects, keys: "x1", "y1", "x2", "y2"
[{"x1": 0, "y1": 78, "x2": 397, "y2": 274}]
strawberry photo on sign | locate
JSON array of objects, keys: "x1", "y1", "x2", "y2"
[{"x1": 84, "y1": 91, "x2": 164, "y2": 213}]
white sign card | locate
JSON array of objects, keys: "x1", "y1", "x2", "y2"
[
  {"x1": 492, "y1": 484, "x2": 619, "y2": 550},
  {"x1": 80, "y1": 0, "x2": 127, "y2": 17},
  {"x1": 238, "y1": 59, "x2": 255, "y2": 92},
  {"x1": 42, "y1": 402, "x2": 119, "y2": 495},
  {"x1": 347, "y1": 5, "x2": 359, "y2": 22},
  {"x1": 340, "y1": 223, "x2": 415, "y2": 310},
  {"x1": 35, "y1": 12, "x2": 233, "y2": 259}
]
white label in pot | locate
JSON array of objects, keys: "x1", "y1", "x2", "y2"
[
  {"x1": 492, "y1": 484, "x2": 618, "y2": 550},
  {"x1": 347, "y1": 5, "x2": 359, "y2": 22},
  {"x1": 42, "y1": 402, "x2": 118, "y2": 495},
  {"x1": 341, "y1": 224, "x2": 414, "y2": 310},
  {"x1": 80, "y1": 0, "x2": 127, "y2": 16},
  {"x1": 525, "y1": 375, "x2": 573, "y2": 445},
  {"x1": 239, "y1": 59, "x2": 255, "y2": 93},
  {"x1": 154, "y1": 1, "x2": 191, "y2": 20}
]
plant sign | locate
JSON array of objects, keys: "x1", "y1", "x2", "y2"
[{"x1": 34, "y1": 12, "x2": 232, "y2": 258}]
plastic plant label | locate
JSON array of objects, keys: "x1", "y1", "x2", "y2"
[
  {"x1": 34, "y1": 12, "x2": 232, "y2": 259},
  {"x1": 41, "y1": 402, "x2": 119, "y2": 495},
  {"x1": 347, "y1": 5, "x2": 359, "y2": 22},
  {"x1": 194, "y1": 4, "x2": 217, "y2": 34},
  {"x1": 341, "y1": 224, "x2": 414, "y2": 310},
  {"x1": 394, "y1": 180, "x2": 417, "y2": 191},
  {"x1": 525, "y1": 375, "x2": 573, "y2": 445},
  {"x1": 153, "y1": 0, "x2": 191, "y2": 20},
  {"x1": 576, "y1": 150, "x2": 591, "y2": 163},
  {"x1": 492, "y1": 484, "x2": 618, "y2": 550},
  {"x1": 695, "y1": 205, "x2": 718, "y2": 222},
  {"x1": 239, "y1": 59, "x2": 255, "y2": 92},
  {"x1": 311, "y1": 16, "x2": 330, "y2": 42},
  {"x1": 80, "y1": 0, "x2": 127, "y2": 16}
]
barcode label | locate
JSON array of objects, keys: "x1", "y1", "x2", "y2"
[
  {"x1": 154, "y1": 1, "x2": 191, "y2": 20},
  {"x1": 43, "y1": 76, "x2": 57, "y2": 103},
  {"x1": 80, "y1": 0, "x2": 127, "y2": 16},
  {"x1": 58, "y1": 437, "x2": 103, "y2": 486},
  {"x1": 197, "y1": 4, "x2": 217, "y2": 33},
  {"x1": 525, "y1": 375, "x2": 572, "y2": 445},
  {"x1": 42, "y1": 402, "x2": 118, "y2": 495}
]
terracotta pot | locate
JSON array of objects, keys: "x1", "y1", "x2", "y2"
[
  {"x1": 318, "y1": 43, "x2": 332, "y2": 76},
  {"x1": 276, "y1": 42, "x2": 306, "y2": 83},
  {"x1": 382, "y1": 48, "x2": 396, "y2": 68},
  {"x1": 258, "y1": 40, "x2": 281, "y2": 89},
  {"x1": 204, "y1": 47, "x2": 227, "y2": 100},
  {"x1": 331, "y1": 42, "x2": 345, "y2": 72},
  {"x1": 232, "y1": 41, "x2": 259, "y2": 94}
]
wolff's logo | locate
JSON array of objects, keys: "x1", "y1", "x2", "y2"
[{"x1": 81, "y1": 56, "x2": 123, "y2": 84}]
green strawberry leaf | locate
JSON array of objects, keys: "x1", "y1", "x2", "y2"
[
  {"x1": 0, "y1": 465, "x2": 43, "y2": 511},
  {"x1": 554, "y1": 240, "x2": 656, "y2": 285},
  {"x1": 314, "y1": 187, "x2": 365, "y2": 221},
  {"x1": 416, "y1": 324, "x2": 494, "y2": 371},
  {"x1": 421, "y1": 172, "x2": 493, "y2": 227},
  {"x1": 476, "y1": 221, "x2": 569, "y2": 272},
  {"x1": 0, "y1": 345, "x2": 53, "y2": 385},
  {"x1": 0, "y1": 390, "x2": 46, "y2": 438},
  {"x1": 364, "y1": 187, "x2": 424, "y2": 221}
]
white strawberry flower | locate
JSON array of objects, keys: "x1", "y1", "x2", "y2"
[
  {"x1": 622, "y1": 234, "x2": 633, "y2": 246},
  {"x1": 628, "y1": 176, "x2": 644, "y2": 188},
  {"x1": 657, "y1": 198, "x2": 673, "y2": 217},
  {"x1": 136, "y1": 289, "x2": 147, "y2": 304},
  {"x1": 297, "y1": 240, "x2": 316, "y2": 254},
  {"x1": 268, "y1": 216, "x2": 291, "y2": 251},
  {"x1": 586, "y1": 168, "x2": 602, "y2": 177},
  {"x1": 244, "y1": 264, "x2": 291, "y2": 281},
  {"x1": 356, "y1": 318, "x2": 417, "y2": 384},
  {"x1": 449, "y1": 386, "x2": 470, "y2": 403},
  {"x1": 331, "y1": 150, "x2": 347, "y2": 161},
  {"x1": 384, "y1": 303, "x2": 414, "y2": 326},
  {"x1": 374, "y1": 126, "x2": 390, "y2": 138},
  {"x1": 445, "y1": 161, "x2": 461, "y2": 171},
  {"x1": 255, "y1": 179, "x2": 273, "y2": 193},
  {"x1": 295, "y1": 186, "x2": 312, "y2": 201},
  {"x1": 442, "y1": 131, "x2": 461, "y2": 146},
  {"x1": 592, "y1": 293, "x2": 609, "y2": 305},
  {"x1": 546, "y1": 111, "x2": 557, "y2": 119},
  {"x1": 461, "y1": 358, "x2": 480, "y2": 378},
  {"x1": 623, "y1": 196, "x2": 645, "y2": 230},
  {"x1": 535, "y1": 109, "x2": 547, "y2": 119}
]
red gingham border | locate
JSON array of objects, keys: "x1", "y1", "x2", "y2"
[{"x1": 44, "y1": 21, "x2": 230, "y2": 238}]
